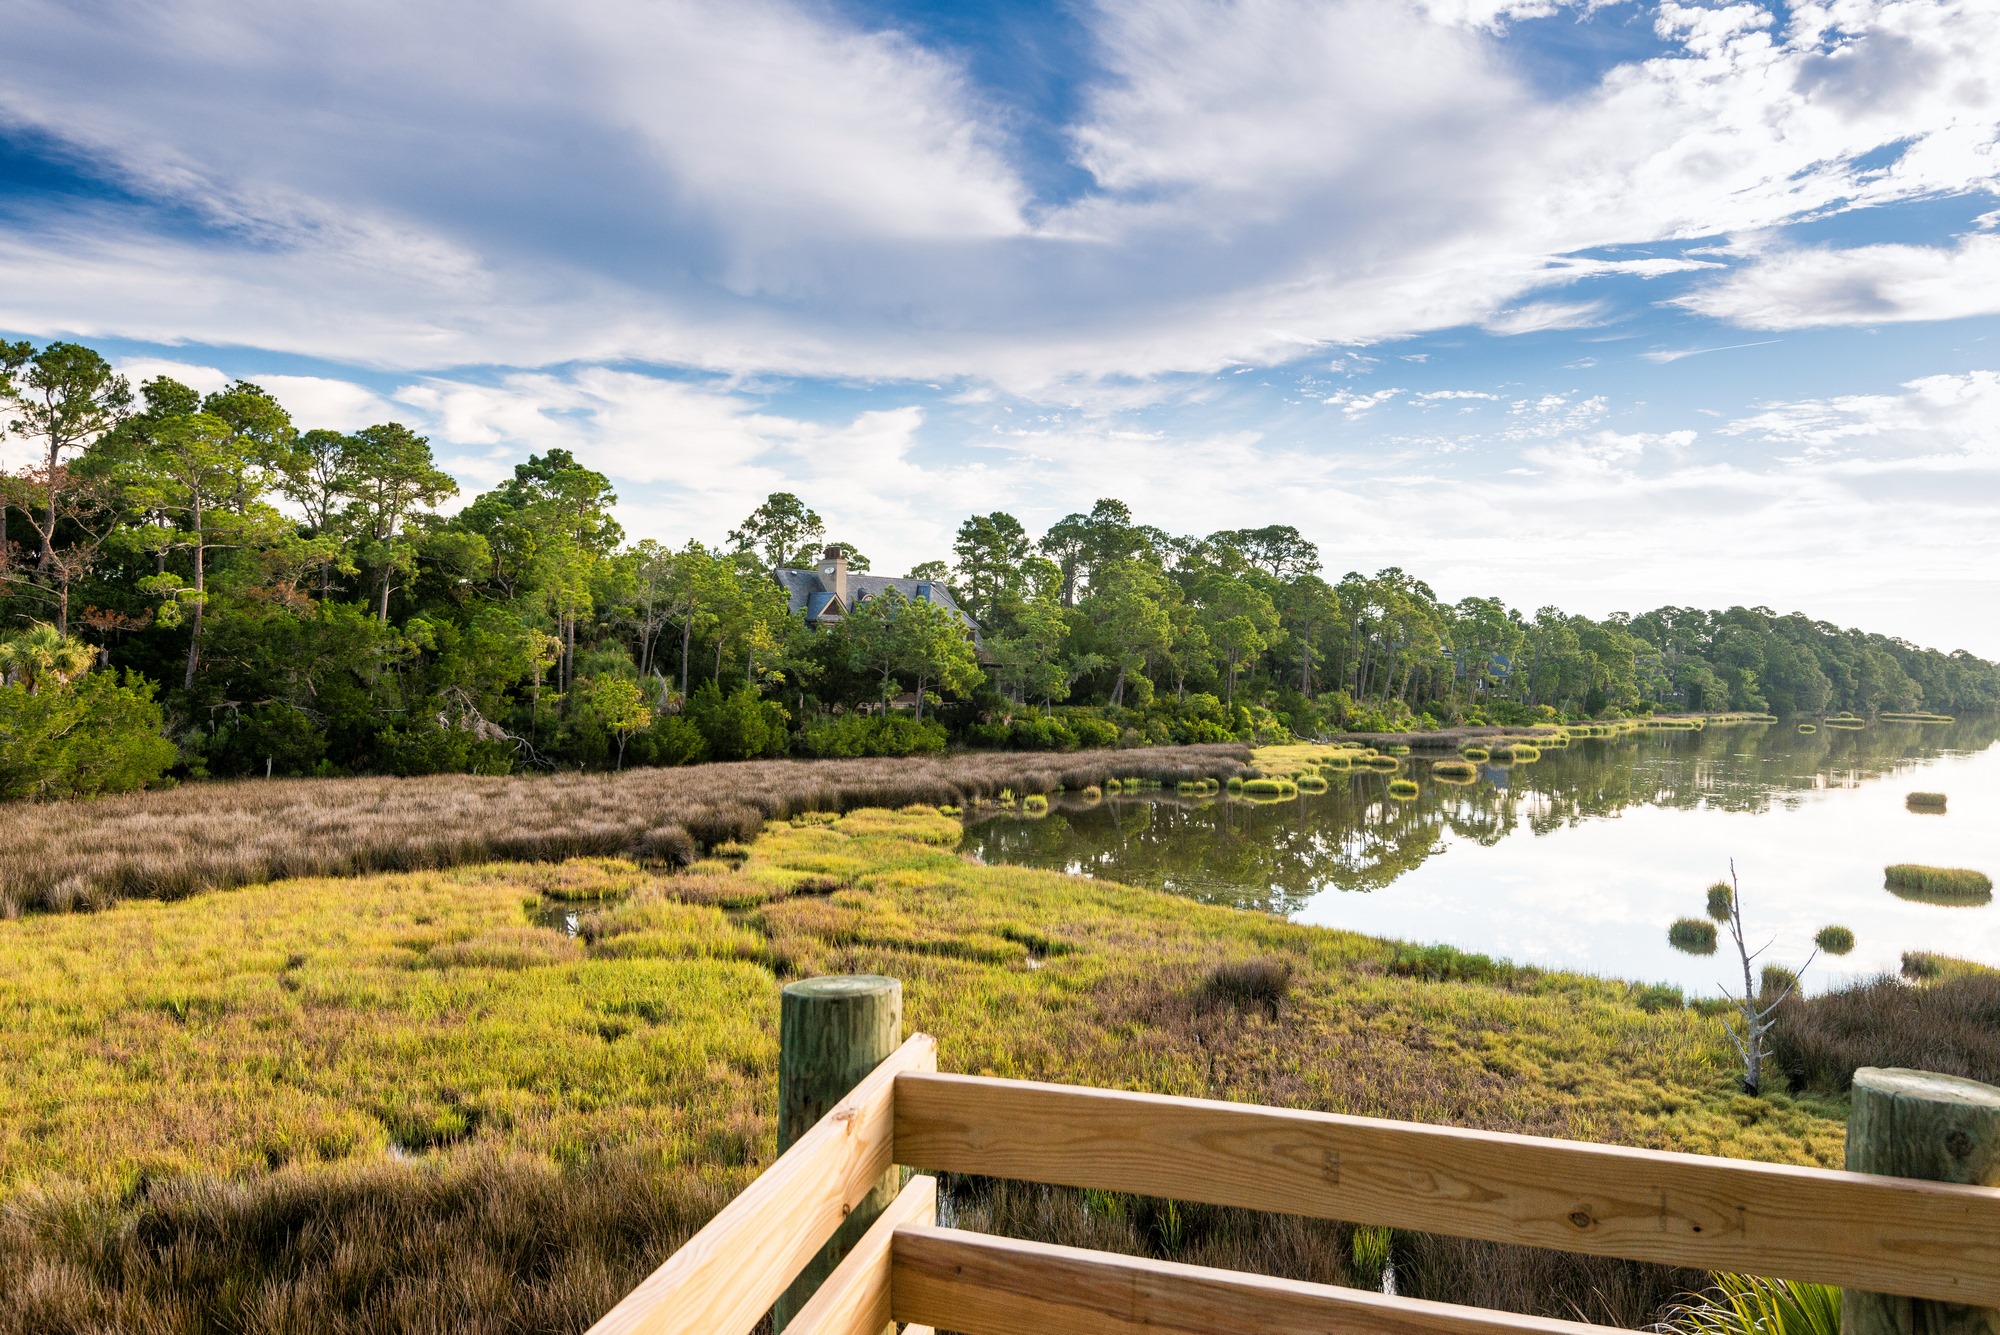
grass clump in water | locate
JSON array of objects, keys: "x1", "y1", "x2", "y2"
[
  {"x1": 1240, "y1": 777, "x2": 1298, "y2": 799},
  {"x1": 1430, "y1": 760, "x2": 1477, "y2": 783},
  {"x1": 1296, "y1": 774, "x2": 1330, "y2": 793},
  {"x1": 1492, "y1": 744, "x2": 1541, "y2": 763},
  {"x1": 1461, "y1": 746, "x2": 1490, "y2": 761},
  {"x1": 1881, "y1": 711, "x2": 1953, "y2": 723},
  {"x1": 1905, "y1": 792, "x2": 1947, "y2": 813},
  {"x1": 1811, "y1": 925, "x2": 1854, "y2": 956},
  {"x1": 1883, "y1": 865, "x2": 1993, "y2": 904},
  {"x1": 1796, "y1": 723, "x2": 1817, "y2": 734},
  {"x1": 1387, "y1": 779, "x2": 1420, "y2": 800},
  {"x1": 1705, "y1": 882, "x2": 1734, "y2": 922},
  {"x1": 1363, "y1": 755, "x2": 1402, "y2": 772},
  {"x1": 1022, "y1": 794, "x2": 1049, "y2": 814},
  {"x1": 1669, "y1": 918, "x2": 1718, "y2": 954}
]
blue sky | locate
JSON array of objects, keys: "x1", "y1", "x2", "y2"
[{"x1": 2, "y1": 0, "x2": 1998, "y2": 652}]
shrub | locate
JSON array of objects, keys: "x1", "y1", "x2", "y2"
[
  {"x1": 1812, "y1": 925, "x2": 1854, "y2": 956},
  {"x1": 0, "y1": 671, "x2": 178, "y2": 800},
  {"x1": 1069, "y1": 715, "x2": 1122, "y2": 748},
  {"x1": 1905, "y1": 792, "x2": 1947, "y2": 813},
  {"x1": 1668, "y1": 918, "x2": 1718, "y2": 954},
  {"x1": 373, "y1": 724, "x2": 514, "y2": 777},
  {"x1": 1387, "y1": 779, "x2": 1419, "y2": 800},
  {"x1": 685, "y1": 682, "x2": 789, "y2": 760},
  {"x1": 797, "y1": 713, "x2": 947, "y2": 758},
  {"x1": 1883, "y1": 865, "x2": 1992, "y2": 904}
]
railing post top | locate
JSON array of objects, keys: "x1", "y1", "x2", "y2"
[
  {"x1": 783, "y1": 974, "x2": 899, "y2": 1001},
  {"x1": 1852, "y1": 1067, "x2": 2000, "y2": 1109}
]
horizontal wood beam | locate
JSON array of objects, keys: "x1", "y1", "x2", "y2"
[
  {"x1": 785, "y1": 1175, "x2": 938, "y2": 1335},
  {"x1": 894, "y1": 1072, "x2": 2000, "y2": 1306},
  {"x1": 584, "y1": 1032, "x2": 938, "y2": 1335},
  {"x1": 891, "y1": 1225, "x2": 1629, "y2": 1335}
]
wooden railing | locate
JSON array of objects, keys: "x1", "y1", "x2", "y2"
[{"x1": 584, "y1": 1032, "x2": 2000, "y2": 1335}]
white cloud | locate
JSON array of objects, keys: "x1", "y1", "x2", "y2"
[
  {"x1": 0, "y1": 0, "x2": 1993, "y2": 386},
  {"x1": 1721, "y1": 369, "x2": 2000, "y2": 452},
  {"x1": 1676, "y1": 232, "x2": 2000, "y2": 328},
  {"x1": 1483, "y1": 301, "x2": 1611, "y2": 335}
]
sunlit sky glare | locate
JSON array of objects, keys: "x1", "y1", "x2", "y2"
[{"x1": 2, "y1": 0, "x2": 1998, "y2": 653}]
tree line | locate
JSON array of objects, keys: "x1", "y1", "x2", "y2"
[{"x1": 3, "y1": 340, "x2": 1995, "y2": 796}]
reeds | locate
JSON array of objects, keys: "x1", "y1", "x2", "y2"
[
  {"x1": 1883, "y1": 865, "x2": 1993, "y2": 905},
  {"x1": 1461, "y1": 746, "x2": 1490, "y2": 761},
  {"x1": 1241, "y1": 777, "x2": 1299, "y2": 799},
  {"x1": 1905, "y1": 792, "x2": 1947, "y2": 813},
  {"x1": 0, "y1": 745, "x2": 1254, "y2": 915},
  {"x1": 1772, "y1": 969, "x2": 2000, "y2": 1092},
  {"x1": 1705, "y1": 882, "x2": 1733, "y2": 921},
  {"x1": 1430, "y1": 760, "x2": 1477, "y2": 780},
  {"x1": 1881, "y1": 712, "x2": 1953, "y2": 723},
  {"x1": 1812, "y1": 925, "x2": 1854, "y2": 956},
  {"x1": 1387, "y1": 779, "x2": 1420, "y2": 800}
]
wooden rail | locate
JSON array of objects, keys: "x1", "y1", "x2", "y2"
[
  {"x1": 892, "y1": 1072, "x2": 2000, "y2": 1307},
  {"x1": 587, "y1": 991, "x2": 2000, "y2": 1335},
  {"x1": 584, "y1": 1032, "x2": 935, "y2": 1335},
  {"x1": 891, "y1": 1225, "x2": 1630, "y2": 1335}
]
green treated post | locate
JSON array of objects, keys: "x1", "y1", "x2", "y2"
[
  {"x1": 1844, "y1": 1067, "x2": 2000, "y2": 1335},
  {"x1": 771, "y1": 974, "x2": 902, "y2": 1333}
]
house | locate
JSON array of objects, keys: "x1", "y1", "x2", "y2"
[{"x1": 772, "y1": 545, "x2": 981, "y2": 643}]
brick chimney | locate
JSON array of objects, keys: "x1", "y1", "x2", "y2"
[{"x1": 817, "y1": 543, "x2": 848, "y2": 606}]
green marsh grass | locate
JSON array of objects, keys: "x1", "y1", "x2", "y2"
[
  {"x1": 1883, "y1": 865, "x2": 1993, "y2": 905},
  {"x1": 1430, "y1": 760, "x2": 1477, "y2": 780},
  {"x1": 1363, "y1": 755, "x2": 1402, "y2": 772},
  {"x1": 1796, "y1": 723, "x2": 1817, "y2": 734},
  {"x1": 1812, "y1": 926, "x2": 1854, "y2": 956},
  {"x1": 1662, "y1": 1273, "x2": 1841, "y2": 1335},
  {"x1": 1387, "y1": 779, "x2": 1420, "y2": 800},
  {"x1": 1296, "y1": 774, "x2": 1330, "y2": 793},
  {"x1": 1905, "y1": 791, "x2": 1947, "y2": 813},
  {"x1": 0, "y1": 808, "x2": 1849, "y2": 1331},
  {"x1": 1881, "y1": 712, "x2": 1953, "y2": 723},
  {"x1": 1461, "y1": 746, "x2": 1491, "y2": 761}
]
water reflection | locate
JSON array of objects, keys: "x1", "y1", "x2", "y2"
[{"x1": 960, "y1": 718, "x2": 2000, "y2": 990}]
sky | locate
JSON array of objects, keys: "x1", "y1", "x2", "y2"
[{"x1": 2, "y1": 0, "x2": 1998, "y2": 654}]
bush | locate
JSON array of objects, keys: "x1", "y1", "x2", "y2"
[
  {"x1": 1883, "y1": 865, "x2": 1992, "y2": 904},
  {"x1": 1070, "y1": 715, "x2": 1122, "y2": 748},
  {"x1": 685, "y1": 682, "x2": 789, "y2": 761},
  {"x1": 797, "y1": 713, "x2": 947, "y2": 758},
  {"x1": 1668, "y1": 918, "x2": 1718, "y2": 954},
  {"x1": 374, "y1": 724, "x2": 514, "y2": 776},
  {"x1": 626, "y1": 713, "x2": 709, "y2": 767},
  {"x1": 208, "y1": 701, "x2": 328, "y2": 777},
  {"x1": 0, "y1": 671, "x2": 178, "y2": 800}
]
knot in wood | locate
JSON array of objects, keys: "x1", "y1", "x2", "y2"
[
  {"x1": 1946, "y1": 1129, "x2": 1973, "y2": 1158},
  {"x1": 1568, "y1": 1210, "x2": 1594, "y2": 1229}
]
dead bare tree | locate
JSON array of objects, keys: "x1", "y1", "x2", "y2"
[{"x1": 1717, "y1": 860, "x2": 1817, "y2": 1095}]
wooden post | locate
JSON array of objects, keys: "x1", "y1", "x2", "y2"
[
  {"x1": 1844, "y1": 1067, "x2": 2000, "y2": 1335},
  {"x1": 772, "y1": 975, "x2": 902, "y2": 1333}
]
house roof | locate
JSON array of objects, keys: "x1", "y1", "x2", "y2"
[{"x1": 772, "y1": 566, "x2": 980, "y2": 635}]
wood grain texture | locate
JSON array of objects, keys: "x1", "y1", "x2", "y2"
[
  {"x1": 784, "y1": 1175, "x2": 937, "y2": 1335},
  {"x1": 894, "y1": 1072, "x2": 2000, "y2": 1305},
  {"x1": 890, "y1": 1225, "x2": 1631, "y2": 1335},
  {"x1": 583, "y1": 1033, "x2": 937, "y2": 1335}
]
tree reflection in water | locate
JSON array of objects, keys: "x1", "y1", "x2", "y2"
[{"x1": 960, "y1": 718, "x2": 2000, "y2": 917}]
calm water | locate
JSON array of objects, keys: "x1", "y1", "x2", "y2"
[{"x1": 960, "y1": 719, "x2": 2000, "y2": 993}]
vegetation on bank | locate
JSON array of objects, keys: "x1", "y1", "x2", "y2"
[
  {"x1": 0, "y1": 807, "x2": 1859, "y2": 1333},
  {"x1": 0, "y1": 744, "x2": 1250, "y2": 916},
  {"x1": 4, "y1": 341, "x2": 1997, "y2": 799}
]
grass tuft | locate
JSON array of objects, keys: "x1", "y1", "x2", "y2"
[
  {"x1": 1883, "y1": 865, "x2": 1992, "y2": 904},
  {"x1": 1460, "y1": 746, "x2": 1491, "y2": 761},
  {"x1": 1904, "y1": 792, "x2": 1947, "y2": 813},
  {"x1": 1668, "y1": 919, "x2": 1718, "y2": 955},
  {"x1": 1705, "y1": 882, "x2": 1734, "y2": 922},
  {"x1": 1811, "y1": 925, "x2": 1854, "y2": 956},
  {"x1": 1387, "y1": 779, "x2": 1420, "y2": 800}
]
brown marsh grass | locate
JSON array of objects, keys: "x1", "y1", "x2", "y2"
[
  {"x1": 0, "y1": 745, "x2": 1252, "y2": 915},
  {"x1": 1771, "y1": 968, "x2": 2000, "y2": 1093}
]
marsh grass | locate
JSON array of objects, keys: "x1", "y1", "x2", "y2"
[
  {"x1": 1883, "y1": 865, "x2": 1993, "y2": 904},
  {"x1": 1880, "y1": 712, "x2": 1953, "y2": 723},
  {"x1": 0, "y1": 808, "x2": 1847, "y2": 1331},
  {"x1": 1796, "y1": 724, "x2": 1817, "y2": 734},
  {"x1": 0, "y1": 745, "x2": 1252, "y2": 915},
  {"x1": 1705, "y1": 882, "x2": 1734, "y2": 922},
  {"x1": 1461, "y1": 746, "x2": 1491, "y2": 761},
  {"x1": 1905, "y1": 792, "x2": 1947, "y2": 813},
  {"x1": 1772, "y1": 969, "x2": 2000, "y2": 1093},
  {"x1": 1811, "y1": 926, "x2": 1854, "y2": 956},
  {"x1": 1669, "y1": 919, "x2": 1718, "y2": 954},
  {"x1": 1387, "y1": 779, "x2": 1420, "y2": 800},
  {"x1": 1430, "y1": 760, "x2": 1477, "y2": 779}
]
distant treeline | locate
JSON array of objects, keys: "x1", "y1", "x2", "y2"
[{"x1": 2, "y1": 340, "x2": 1995, "y2": 794}]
